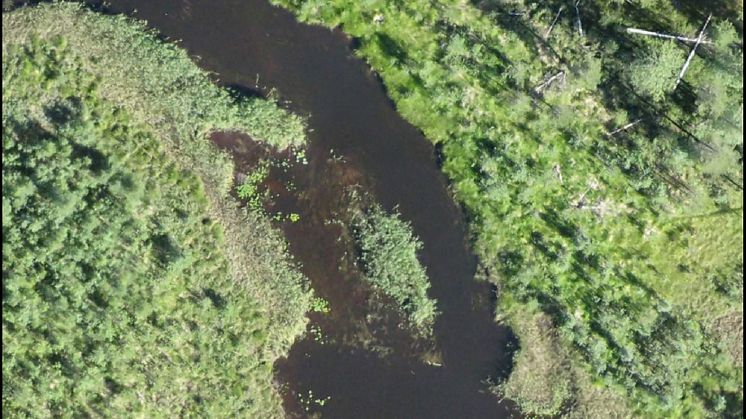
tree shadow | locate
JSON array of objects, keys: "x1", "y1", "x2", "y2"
[{"x1": 221, "y1": 82, "x2": 265, "y2": 100}]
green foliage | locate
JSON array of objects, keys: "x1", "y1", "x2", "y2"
[
  {"x1": 236, "y1": 160, "x2": 270, "y2": 212},
  {"x1": 272, "y1": 0, "x2": 743, "y2": 416},
  {"x1": 3, "y1": 2, "x2": 306, "y2": 198},
  {"x1": 310, "y1": 297, "x2": 331, "y2": 314},
  {"x1": 3, "y1": 6, "x2": 312, "y2": 417},
  {"x1": 629, "y1": 41, "x2": 685, "y2": 102},
  {"x1": 352, "y1": 205, "x2": 437, "y2": 335}
]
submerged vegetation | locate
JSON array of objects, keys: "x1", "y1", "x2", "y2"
[
  {"x1": 352, "y1": 205, "x2": 438, "y2": 335},
  {"x1": 272, "y1": 0, "x2": 743, "y2": 416},
  {"x1": 3, "y1": 3, "x2": 311, "y2": 416}
]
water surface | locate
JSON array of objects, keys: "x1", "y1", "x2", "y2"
[{"x1": 88, "y1": 1, "x2": 520, "y2": 417}]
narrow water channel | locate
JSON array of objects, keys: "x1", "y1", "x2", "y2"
[{"x1": 88, "y1": 1, "x2": 520, "y2": 417}]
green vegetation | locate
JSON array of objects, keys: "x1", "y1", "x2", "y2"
[
  {"x1": 352, "y1": 205, "x2": 438, "y2": 335},
  {"x1": 496, "y1": 310, "x2": 574, "y2": 416},
  {"x1": 496, "y1": 302, "x2": 633, "y2": 418},
  {"x1": 236, "y1": 160, "x2": 271, "y2": 212},
  {"x1": 298, "y1": 389, "x2": 332, "y2": 411},
  {"x1": 272, "y1": 0, "x2": 743, "y2": 416},
  {"x1": 3, "y1": 3, "x2": 311, "y2": 417},
  {"x1": 310, "y1": 297, "x2": 331, "y2": 314},
  {"x1": 233, "y1": 160, "x2": 300, "y2": 223}
]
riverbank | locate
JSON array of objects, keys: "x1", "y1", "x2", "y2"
[
  {"x1": 90, "y1": 0, "x2": 521, "y2": 416},
  {"x1": 267, "y1": 0, "x2": 744, "y2": 416},
  {"x1": 3, "y1": 3, "x2": 312, "y2": 416},
  {"x1": 6, "y1": 0, "x2": 741, "y2": 417}
]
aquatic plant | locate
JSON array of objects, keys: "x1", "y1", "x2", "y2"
[
  {"x1": 237, "y1": 160, "x2": 270, "y2": 211},
  {"x1": 352, "y1": 205, "x2": 438, "y2": 336},
  {"x1": 310, "y1": 297, "x2": 331, "y2": 314}
]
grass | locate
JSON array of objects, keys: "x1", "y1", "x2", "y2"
[
  {"x1": 3, "y1": 3, "x2": 312, "y2": 416},
  {"x1": 497, "y1": 303, "x2": 634, "y2": 418},
  {"x1": 497, "y1": 310, "x2": 574, "y2": 416},
  {"x1": 271, "y1": 0, "x2": 743, "y2": 416},
  {"x1": 352, "y1": 204, "x2": 438, "y2": 336}
]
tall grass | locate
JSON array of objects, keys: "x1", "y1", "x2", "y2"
[
  {"x1": 3, "y1": 4, "x2": 312, "y2": 416},
  {"x1": 271, "y1": 0, "x2": 743, "y2": 416},
  {"x1": 352, "y1": 205, "x2": 438, "y2": 336}
]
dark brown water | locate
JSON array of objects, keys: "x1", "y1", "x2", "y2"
[{"x1": 85, "y1": 1, "x2": 520, "y2": 417}]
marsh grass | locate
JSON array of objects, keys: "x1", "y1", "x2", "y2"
[
  {"x1": 271, "y1": 0, "x2": 743, "y2": 416},
  {"x1": 351, "y1": 204, "x2": 438, "y2": 337},
  {"x1": 3, "y1": 4, "x2": 312, "y2": 416}
]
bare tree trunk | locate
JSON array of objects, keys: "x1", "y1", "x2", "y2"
[
  {"x1": 534, "y1": 71, "x2": 565, "y2": 93},
  {"x1": 607, "y1": 119, "x2": 643, "y2": 136},
  {"x1": 574, "y1": 0, "x2": 583, "y2": 37},
  {"x1": 625, "y1": 28, "x2": 713, "y2": 44},
  {"x1": 674, "y1": 14, "x2": 713, "y2": 90},
  {"x1": 545, "y1": 6, "x2": 564, "y2": 39}
]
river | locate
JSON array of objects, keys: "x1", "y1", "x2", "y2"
[{"x1": 88, "y1": 1, "x2": 520, "y2": 417}]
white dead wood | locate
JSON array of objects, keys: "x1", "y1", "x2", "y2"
[
  {"x1": 534, "y1": 71, "x2": 566, "y2": 93},
  {"x1": 572, "y1": 189, "x2": 590, "y2": 208},
  {"x1": 674, "y1": 14, "x2": 713, "y2": 90},
  {"x1": 574, "y1": 1, "x2": 583, "y2": 37},
  {"x1": 544, "y1": 6, "x2": 564, "y2": 39},
  {"x1": 625, "y1": 27, "x2": 713, "y2": 44},
  {"x1": 606, "y1": 119, "x2": 643, "y2": 136}
]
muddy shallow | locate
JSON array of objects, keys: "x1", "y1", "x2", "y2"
[{"x1": 88, "y1": 0, "x2": 521, "y2": 417}]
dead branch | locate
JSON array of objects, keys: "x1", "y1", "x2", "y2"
[
  {"x1": 574, "y1": 1, "x2": 583, "y2": 37},
  {"x1": 606, "y1": 119, "x2": 643, "y2": 136},
  {"x1": 534, "y1": 71, "x2": 566, "y2": 93},
  {"x1": 625, "y1": 28, "x2": 713, "y2": 44},
  {"x1": 571, "y1": 189, "x2": 590, "y2": 208},
  {"x1": 544, "y1": 6, "x2": 564, "y2": 39},
  {"x1": 674, "y1": 14, "x2": 713, "y2": 90}
]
